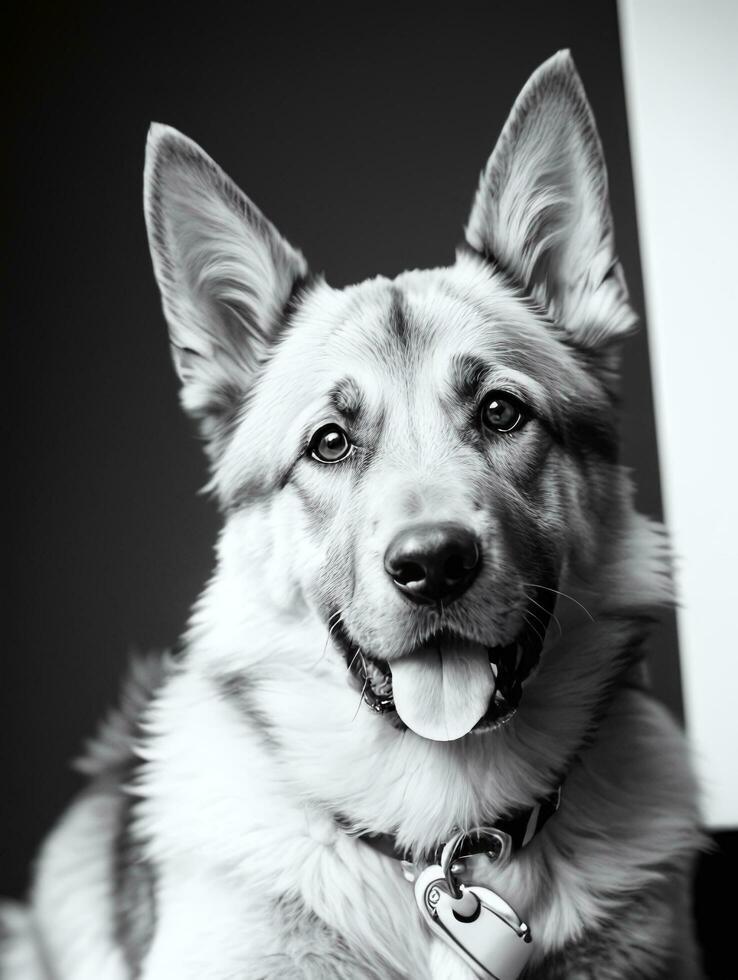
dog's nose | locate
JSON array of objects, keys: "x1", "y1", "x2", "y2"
[{"x1": 384, "y1": 522, "x2": 481, "y2": 605}]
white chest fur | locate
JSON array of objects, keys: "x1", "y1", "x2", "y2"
[{"x1": 127, "y1": 664, "x2": 698, "y2": 979}]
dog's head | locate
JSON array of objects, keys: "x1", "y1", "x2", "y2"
[{"x1": 144, "y1": 52, "x2": 636, "y2": 743}]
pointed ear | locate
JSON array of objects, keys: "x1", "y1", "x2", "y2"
[
  {"x1": 144, "y1": 124, "x2": 309, "y2": 458},
  {"x1": 465, "y1": 51, "x2": 637, "y2": 348}
]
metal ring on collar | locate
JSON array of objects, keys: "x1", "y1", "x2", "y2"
[{"x1": 440, "y1": 831, "x2": 468, "y2": 899}]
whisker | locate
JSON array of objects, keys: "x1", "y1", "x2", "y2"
[
  {"x1": 523, "y1": 607, "x2": 550, "y2": 639},
  {"x1": 524, "y1": 591, "x2": 564, "y2": 639},
  {"x1": 521, "y1": 582, "x2": 595, "y2": 622},
  {"x1": 522, "y1": 613, "x2": 545, "y2": 647},
  {"x1": 347, "y1": 646, "x2": 362, "y2": 673},
  {"x1": 353, "y1": 650, "x2": 369, "y2": 720},
  {"x1": 329, "y1": 614, "x2": 345, "y2": 642},
  {"x1": 309, "y1": 609, "x2": 346, "y2": 669}
]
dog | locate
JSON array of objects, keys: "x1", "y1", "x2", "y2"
[{"x1": 1, "y1": 50, "x2": 703, "y2": 979}]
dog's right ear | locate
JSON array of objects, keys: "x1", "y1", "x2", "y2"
[{"x1": 144, "y1": 124, "x2": 309, "y2": 458}]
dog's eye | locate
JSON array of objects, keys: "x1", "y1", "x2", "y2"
[
  {"x1": 308, "y1": 423, "x2": 353, "y2": 463},
  {"x1": 480, "y1": 391, "x2": 526, "y2": 434}
]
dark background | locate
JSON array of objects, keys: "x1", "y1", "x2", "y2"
[{"x1": 9, "y1": 0, "x2": 723, "y2": 972}]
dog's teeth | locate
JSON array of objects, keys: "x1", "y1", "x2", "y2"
[{"x1": 364, "y1": 659, "x2": 392, "y2": 696}]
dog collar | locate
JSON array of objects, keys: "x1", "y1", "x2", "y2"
[{"x1": 340, "y1": 786, "x2": 561, "y2": 880}]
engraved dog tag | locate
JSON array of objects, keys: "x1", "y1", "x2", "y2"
[{"x1": 414, "y1": 864, "x2": 533, "y2": 980}]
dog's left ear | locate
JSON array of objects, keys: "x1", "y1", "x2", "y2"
[
  {"x1": 465, "y1": 50, "x2": 637, "y2": 348},
  {"x1": 144, "y1": 124, "x2": 309, "y2": 458}
]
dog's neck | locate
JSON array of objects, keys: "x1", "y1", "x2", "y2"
[{"x1": 183, "y1": 508, "x2": 671, "y2": 857}]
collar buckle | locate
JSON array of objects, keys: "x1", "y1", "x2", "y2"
[
  {"x1": 400, "y1": 825, "x2": 514, "y2": 885},
  {"x1": 481, "y1": 828, "x2": 513, "y2": 866}
]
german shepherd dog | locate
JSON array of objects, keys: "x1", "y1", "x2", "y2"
[{"x1": 1, "y1": 51, "x2": 702, "y2": 979}]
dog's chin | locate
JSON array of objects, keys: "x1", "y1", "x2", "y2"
[{"x1": 336, "y1": 626, "x2": 530, "y2": 741}]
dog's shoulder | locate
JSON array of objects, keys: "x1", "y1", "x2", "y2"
[
  {"x1": 524, "y1": 688, "x2": 704, "y2": 978},
  {"x1": 525, "y1": 864, "x2": 704, "y2": 979}
]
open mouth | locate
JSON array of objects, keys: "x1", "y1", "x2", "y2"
[{"x1": 335, "y1": 617, "x2": 551, "y2": 741}]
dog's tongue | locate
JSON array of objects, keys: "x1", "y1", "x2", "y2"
[{"x1": 390, "y1": 640, "x2": 495, "y2": 741}]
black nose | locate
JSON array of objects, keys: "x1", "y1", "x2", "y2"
[{"x1": 384, "y1": 522, "x2": 481, "y2": 605}]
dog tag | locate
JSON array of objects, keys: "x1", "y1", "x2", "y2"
[{"x1": 414, "y1": 864, "x2": 533, "y2": 980}]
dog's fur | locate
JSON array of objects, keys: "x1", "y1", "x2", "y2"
[{"x1": 1, "y1": 51, "x2": 703, "y2": 979}]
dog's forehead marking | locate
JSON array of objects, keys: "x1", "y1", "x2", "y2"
[
  {"x1": 387, "y1": 266, "x2": 558, "y2": 414},
  {"x1": 216, "y1": 257, "x2": 616, "y2": 505},
  {"x1": 280, "y1": 260, "x2": 550, "y2": 395}
]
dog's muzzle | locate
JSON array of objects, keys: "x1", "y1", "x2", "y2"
[{"x1": 332, "y1": 586, "x2": 557, "y2": 738}]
